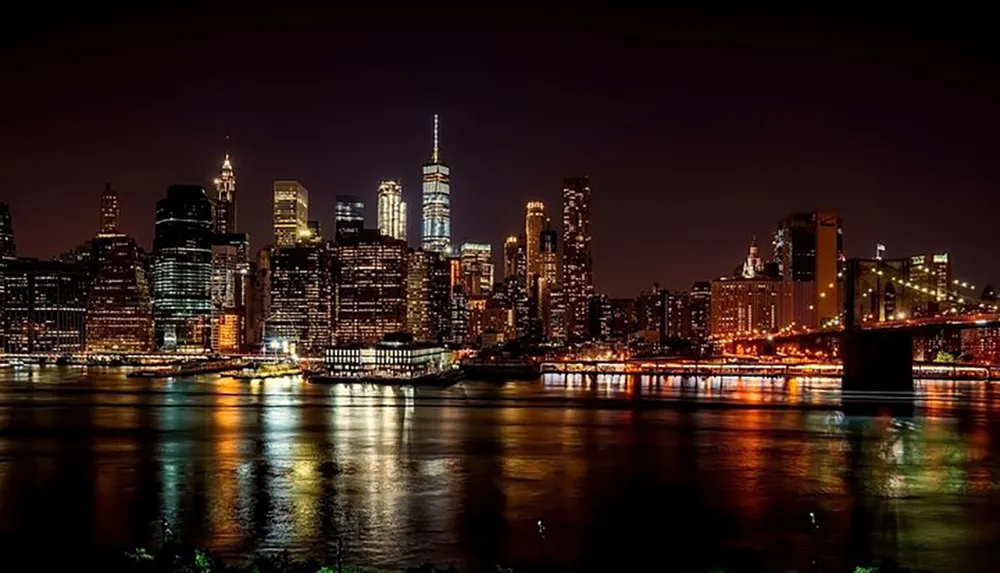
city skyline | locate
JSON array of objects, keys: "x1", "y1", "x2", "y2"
[{"x1": 2, "y1": 10, "x2": 999, "y2": 297}]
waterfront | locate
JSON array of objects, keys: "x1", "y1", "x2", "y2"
[{"x1": 2, "y1": 367, "x2": 1000, "y2": 572}]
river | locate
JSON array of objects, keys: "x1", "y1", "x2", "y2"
[{"x1": 1, "y1": 366, "x2": 999, "y2": 572}]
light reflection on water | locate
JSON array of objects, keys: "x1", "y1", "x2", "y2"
[{"x1": 1, "y1": 366, "x2": 1000, "y2": 572}]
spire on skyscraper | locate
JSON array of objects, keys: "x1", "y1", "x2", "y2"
[{"x1": 431, "y1": 113, "x2": 440, "y2": 163}]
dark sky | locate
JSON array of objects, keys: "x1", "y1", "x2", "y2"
[{"x1": 1, "y1": 5, "x2": 998, "y2": 297}]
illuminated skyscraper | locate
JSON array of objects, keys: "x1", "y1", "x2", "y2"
[
  {"x1": 688, "y1": 281, "x2": 711, "y2": 353},
  {"x1": 525, "y1": 201, "x2": 545, "y2": 281},
  {"x1": 335, "y1": 230, "x2": 408, "y2": 344},
  {"x1": 459, "y1": 243, "x2": 494, "y2": 296},
  {"x1": 377, "y1": 180, "x2": 407, "y2": 242},
  {"x1": 562, "y1": 176, "x2": 593, "y2": 338},
  {"x1": 538, "y1": 228, "x2": 558, "y2": 339},
  {"x1": 152, "y1": 185, "x2": 214, "y2": 350},
  {"x1": 421, "y1": 114, "x2": 451, "y2": 252},
  {"x1": 406, "y1": 249, "x2": 449, "y2": 342},
  {"x1": 87, "y1": 234, "x2": 154, "y2": 353},
  {"x1": 273, "y1": 180, "x2": 309, "y2": 247},
  {"x1": 335, "y1": 195, "x2": 364, "y2": 241},
  {"x1": 210, "y1": 233, "x2": 250, "y2": 352},
  {"x1": 0, "y1": 202, "x2": 16, "y2": 261},
  {"x1": 3, "y1": 260, "x2": 87, "y2": 353},
  {"x1": 212, "y1": 154, "x2": 237, "y2": 234},
  {"x1": 503, "y1": 235, "x2": 520, "y2": 280},
  {"x1": 775, "y1": 211, "x2": 842, "y2": 326},
  {"x1": 99, "y1": 183, "x2": 120, "y2": 236},
  {"x1": 269, "y1": 244, "x2": 333, "y2": 356}
]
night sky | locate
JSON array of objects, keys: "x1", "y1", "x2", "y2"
[{"x1": 1, "y1": 6, "x2": 997, "y2": 297}]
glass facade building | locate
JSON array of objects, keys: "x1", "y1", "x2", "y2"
[{"x1": 421, "y1": 114, "x2": 451, "y2": 253}]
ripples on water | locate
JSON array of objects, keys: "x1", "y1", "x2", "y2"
[{"x1": 2, "y1": 366, "x2": 1000, "y2": 572}]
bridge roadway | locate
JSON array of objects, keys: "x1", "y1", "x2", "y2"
[{"x1": 541, "y1": 359, "x2": 1000, "y2": 381}]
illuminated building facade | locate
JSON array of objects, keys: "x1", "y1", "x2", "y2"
[
  {"x1": 152, "y1": 185, "x2": 214, "y2": 350},
  {"x1": 459, "y1": 242, "x2": 494, "y2": 296},
  {"x1": 503, "y1": 235, "x2": 520, "y2": 279},
  {"x1": 421, "y1": 114, "x2": 451, "y2": 253},
  {"x1": 3, "y1": 260, "x2": 87, "y2": 353},
  {"x1": 525, "y1": 201, "x2": 545, "y2": 281},
  {"x1": 538, "y1": 228, "x2": 558, "y2": 339},
  {"x1": 406, "y1": 249, "x2": 434, "y2": 341},
  {"x1": 609, "y1": 298, "x2": 634, "y2": 341},
  {"x1": 665, "y1": 291, "x2": 691, "y2": 340},
  {"x1": 0, "y1": 202, "x2": 14, "y2": 349},
  {"x1": 269, "y1": 244, "x2": 333, "y2": 356},
  {"x1": 324, "y1": 340, "x2": 454, "y2": 379},
  {"x1": 273, "y1": 180, "x2": 309, "y2": 248},
  {"x1": 245, "y1": 247, "x2": 271, "y2": 348},
  {"x1": 710, "y1": 277, "x2": 786, "y2": 338},
  {"x1": 562, "y1": 176, "x2": 593, "y2": 338},
  {"x1": 908, "y1": 252, "x2": 953, "y2": 315},
  {"x1": 335, "y1": 195, "x2": 364, "y2": 241},
  {"x1": 635, "y1": 285, "x2": 664, "y2": 342},
  {"x1": 774, "y1": 211, "x2": 842, "y2": 326},
  {"x1": 689, "y1": 281, "x2": 712, "y2": 351},
  {"x1": 210, "y1": 233, "x2": 250, "y2": 352},
  {"x1": 377, "y1": 180, "x2": 407, "y2": 242},
  {"x1": 99, "y1": 183, "x2": 120, "y2": 235},
  {"x1": 335, "y1": 230, "x2": 408, "y2": 344},
  {"x1": 87, "y1": 235, "x2": 153, "y2": 354},
  {"x1": 212, "y1": 154, "x2": 237, "y2": 234}
]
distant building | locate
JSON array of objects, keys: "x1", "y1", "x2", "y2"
[
  {"x1": 406, "y1": 249, "x2": 441, "y2": 341},
  {"x1": 269, "y1": 244, "x2": 333, "y2": 356},
  {"x1": 503, "y1": 235, "x2": 520, "y2": 280},
  {"x1": 244, "y1": 247, "x2": 271, "y2": 349},
  {"x1": 665, "y1": 291, "x2": 691, "y2": 340},
  {"x1": 525, "y1": 201, "x2": 546, "y2": 282},
  {"x1": 908, "y1": 252, "x2": 953, "y2": 314},
  {"x1": 99, "y1": 183, "x2": 121, "y2": 236},
  {"x1": 3, "y1": 260, "x2": 88, "y2": 354},
  {"x1": 710, "y1": 277, "x2": 786, "y2": 338},
  {"x1": 634, "y1": 285, "x2": 664, "y2": 342},
  {"x1": 335, "y1": 195, "x2": 364, "y2": 241},
  {"x1": 459, "y1": 242, "x2": 494, "y2": 296},
  {"x1": 335, "y1": 230, "x2": 408, "y2": 344},
  {"x1": 562, "y1": 176, "x2": 593, "y2": 338},
  {"x1": 377, "y1": 180, "x2": 407, "y2": 242},
  {"x1": 87, "y1": 235, "x2": 154, "y2": 353},
  {"x1": 588, "y1": 294, "x2": 612, "y2": 341},
  {"x1": 212, "y1": 154, "x2": 237, "y2": 234},
  {"x1": 538, "y1": 228, "x2": 558, "y2": 340},
  {"x1": 609, "y1": 298, "x2": 634, "y2": 341},
  {"x1": 422, "y1": 114, "x2": 451, "y2": 253},
  {"x1": 152, "y1": 186, "x2": 214, "y2": 351},
  {"x1": 324, "y1": 339, "x2": 454, "y2": 379},
  {"x1": 273, "y1": 180, "x2": 309, "y2": 247},
  {"x1": 210, "y1": 233, "x2": 250, "y2": 353},
  {"x1": 774, "y1": 211, "x2": 842, "y2": 326},
  {"x1": 0, "y1": 202, "x2": 13, "y2": 349},
  {"x1": 689, "y1": 281, "x2": 711, "y2": 350}
]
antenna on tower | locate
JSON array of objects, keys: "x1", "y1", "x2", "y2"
[{"x1": 432, "y1": 114, "x2": 440, "y2": 163}]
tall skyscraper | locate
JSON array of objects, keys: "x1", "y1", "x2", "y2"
[
  {"x1": 377, "y1": 180, "x2": 407, "y2": 242},
  {"x1": 152, "y1": 185, "x2": 214, "y2": 350},
  {"x1": 212, "y1": 154, "x2": 237, "y2": 234},
  {"x1": 99, "y1": 183, "x2": 121, "y2": 236},
  {"x1": 525, "y1": 201, "x2": 546, "y2": 281},
  {"x1": 335, "y1": 195, "x2": 364, "y2": 241},
  {"x1": 210, "y1": 233, "x2": 250, "y2": 352},
  {"x1": 87, "y1": 235, "x2": 154, "y2": 353},
  {"x1": 273, "y1": 180, "x2": 309, "y2": 247},
  {"x1": 689, "y1": 281, "x2": 711, "y2": 353},
  {"x1": 0, "y1": 202, "x2": 15, "y2": 260},
  {"x1": 538, "y1": 228, "x2": 558, "y2": 339},
  {"x1": 503, "y1": 235, "x2": 520, "y2": 280},
  {"x1": 775, "y1": 211, "x2": 842, "y2": 326},
  {"x1": 561, "y1": 176, "x2": 594, "y2": 338},
  {"x1": 335, "y1": 230, "x2": 409, "y2": 344},
  {"x1": 421, "y1": 114, "x2": 451, "y2": 252},
  {"x1": 459, "y1": 243, "x2": 494, "y2": 296},
  {"x1": 269, "y1": 244, "x2": 333, "y2": 356}
]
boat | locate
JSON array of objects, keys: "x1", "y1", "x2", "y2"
[
  {"x1": 308, "y1": 367, "x2": 465, "y2": 387},
  {"x1": 232, "y1": 362, "x2": 303, "y2": 380},
  {"x1": 126, "y1": 359, "x2": 249, "y2": 378}
]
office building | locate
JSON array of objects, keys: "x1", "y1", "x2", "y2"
[
  {"x1": 324, "y1": 339, "x2": 454, "y2": 379},
  {"x1": 273, "y1": 180, "x2": 309, "y2": 247},
  {"x1": 0, "y1": 203, "x2": 15, "y2": 349},
  {"x1": 210, "y1": 233, "x2": 250, "y2": 352},
  {"x1": 152, "y1": 185, "x2": 214, "y2": 350},
  {"x1": 269, "y1": 244, "x2": 333, "y2": 356},
  {"x1": 665, "y1": 291, "x2": 691, "y2": 340},
  {"x1": 99, "y1": 183, "x2": 120, "y2": 236},
  {"x1": 335, "y1": 230, "x2": 408, "y2": 344},
  {"x1": 212, "y1": 154, "x2": 237, "y2": 234},
  {"x1": 421, "y1": 114, "x2": 451, "y2": 252},
  {"x1": 459, "y1": 242, "x2": 494, "y2": 296},
  {"x1": 689, "y1": 281, "x2": 711, "y2": 353},
  {"x1": 377, "y1": 180, "x2": 407, "y2": 242},
  {"x1": 609, "y1": 298, "x2": 634, "y2": 341},
  {"x1": 406, "y1": 249, "x2": 434, "y2": 341},
  {"x1": 710, "y1": 277, "x2": 787, "y2": 338},
  {"x1": 538, "y1": 228, "x2": 558, "y2": 339},
  {"x1": 774, "y1": 211, "x2": 842, "y2": 326},
  {"x1": 87, "y1": 235, "x2": 154, "y2": 353},
  {"x1": 562, "y1": 176, "x2": 593, "y2": 338},
  {"x1": 245, "y1": 247, "x2": 271, "y2": 349},
  {"x1": 588, "y1": 294, "x2": 612, "y2": 341},
  {"x1": 335, "y1": 195, "x2": 364, "y2": 241},
  {"x1": 525, "y1": 201, "x2": 545, "y2": 281},
  {"x1": 908, "y1": 252, "x2": 953, "y2": 314},
  {"x1": 503, "y1": 235, "x2": 520, "y2": 280},
  {"x1": 3, "y1": 260, "x2": 88, "y2": 353}
]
